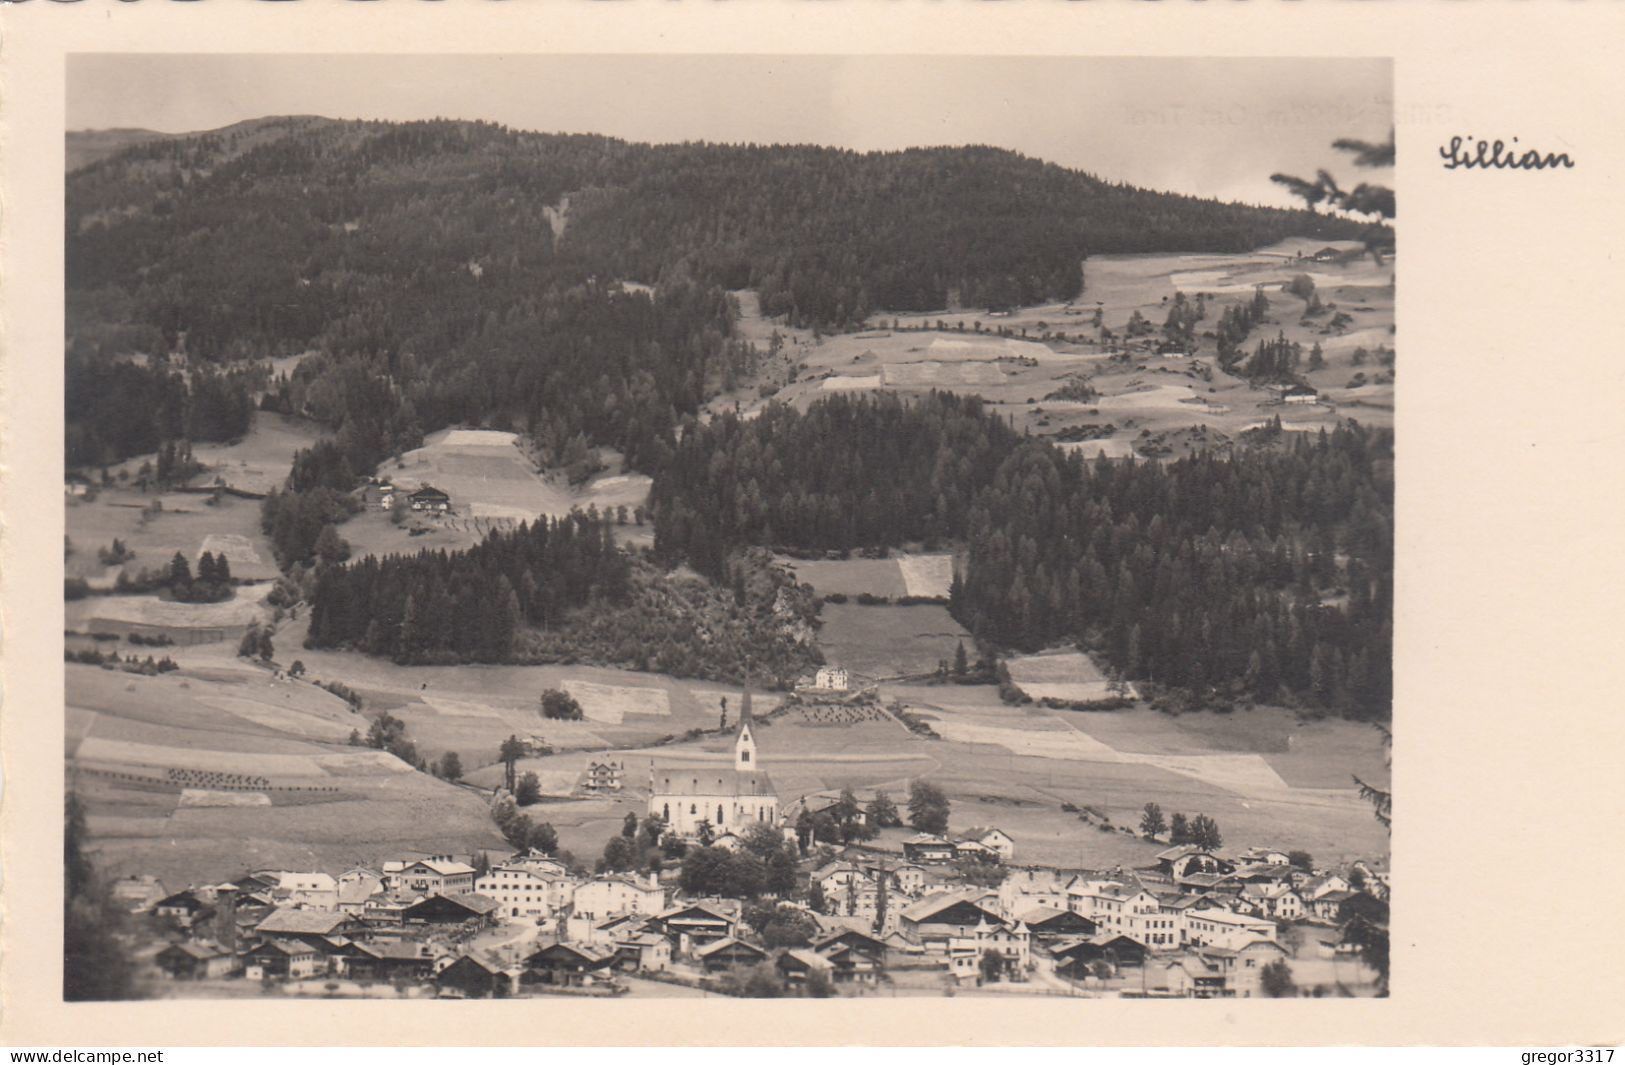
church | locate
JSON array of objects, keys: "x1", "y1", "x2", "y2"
[{"x1": 648, "y1": 693, "x2": 777, "y2": 838}]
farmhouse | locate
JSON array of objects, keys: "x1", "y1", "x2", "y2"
[
  {"x1": 343, "y1": 940, "x2": 435, "y2": 983},
  {"x1": 244, "y1": 939, "x2": 321, "y2": 981},
  {"x1": 695, "y1": 936, "x2": 769, "y2": 972},
  {"x1": 901, "y1": 834, "x2": 959, "y2": 864},
  {"x1": 578, "y1": 759, "x2": 624, "y2": 793},
  {"x1": 777, "y1": 948, "x2": 835, "y2": 987},
  {"x1": 152, "y1": 889, "x2": 214, "y2": 930},
  {"x1": 155, "y1": 942, "x2": 237, "y2": 980},
  {"x1": 655, "y1": 902, "x2": 738, "y2": 951},
  {"x1": 408, "y1": 485, "x2": 452, "y2": 513},
  {"x1": 386, "y1": 857, "x2": 476, "y2": 898},
  {"x1": 525, "y1": 941, "x2": 617, "y2": 988},
  {"x1": 436, "y1": 954, "x2": 512, "y2": 998},
  {"x1": 401, "y1": 893, "x2": 500, "y2": 927},
  {"x1": 1282, "y1": 384, "x2": 1319, "y2": 405},
  {"x1": 648, "y1": 695, "x2": 777, "y2": 838},
  {"x1": 900, "y1": 890, "x2": 1004, "y2": 947}
]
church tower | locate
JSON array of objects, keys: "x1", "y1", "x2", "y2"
[{"x1": 734, "y1": 686, "x2": 757, "y2": 773}]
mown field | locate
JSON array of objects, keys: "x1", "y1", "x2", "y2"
[
  {"x1": 782, "y1": 552, "x2": 957, "y2": 600},
  {"x1": 185, "y1": 412, "x2": 324, "y2": 495},
  {"x1": 813, "y1": 603, "x2": 973, "y2": 679}
]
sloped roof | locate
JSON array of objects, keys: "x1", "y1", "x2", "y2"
[
  {"x1": 650, "y1": 767, "x2": 777, "y2": 798},
  {"x1": 695, "y1": 936, "x2": 766, "y2": 960},
  {"x1": 256, "y1": 909, "x2": 352, "y2": 935},
  {"x1": 782, "y1": 948, "x2": 834, "y2": 971},
  {"x1": 160, "y1": 942, "x2": 225, "y2": 961},
  {"x1": 901, "y1": 889, "x2": 1000, "y2": 923}
]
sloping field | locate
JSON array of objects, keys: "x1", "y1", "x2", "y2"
[
  {"x1": 185, "y1": 412, "x2": 324, "y2": 495},
  {"x1": 816, "y1": 603, "x2": 972, "y2": 678},
  {"x1": 68, "y1": 662, "x2": 503, "y2": 887},
  {"x1": 1005, "y1": 650, "x2": 1123, "y2": 702},
  {"x1": 896, "y1": 554, "x2": 955, "y2": 598},
  {"x1": 66, "y1": 490, "x2": 280, "y2": 584},
  {"x1": 71, "y1": 583, "x2": 273, "y2": 631},
  {"x1": 784, "y1": 557, "x2": 909, "y2": 599}
]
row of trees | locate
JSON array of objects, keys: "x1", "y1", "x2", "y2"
[{"x1": 653, "y1": 392, "x2": 1393, "y2": 719}]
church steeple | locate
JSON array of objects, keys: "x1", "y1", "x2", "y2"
[{"x1": 734, "y1": 684, "x2": 757, "y2": 773}]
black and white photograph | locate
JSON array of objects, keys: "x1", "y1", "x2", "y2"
[{"x1": 58, "y1": 53, "x2": 1396, "y2": 1004}]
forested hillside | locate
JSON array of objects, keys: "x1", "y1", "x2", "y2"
[
  {"x1": 67, "y1": 117, "x2": 1369, "y2": 467},
  {"x1": 652, "y1": 393, "x2": 1393, "y2": 720}
]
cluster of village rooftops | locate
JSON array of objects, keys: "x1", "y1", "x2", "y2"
[{"x1": 122, "y1": 696, "x2": 1389, "y2": 998}]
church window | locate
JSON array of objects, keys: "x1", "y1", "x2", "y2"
[
  {"x1": 690, "y1": 804, "x2": 696, "y2": 816},
  {"x1": 718, "y1": 804, "x2": 725, "y2": 823},
  {"x1": 741, "y1": 750, "x2": 750, "y2": 763},
  {"x1": 663, "y1": 804, "x2": 670, "y2": 820}
]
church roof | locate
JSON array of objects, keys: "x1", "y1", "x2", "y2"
[{"x1": 651, "y1": 767, "x2": 777, "y2": 798}]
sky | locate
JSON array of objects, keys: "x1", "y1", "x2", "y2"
[{"x1": 68, "y1": 54, "x2": 1392, "y2": 208}]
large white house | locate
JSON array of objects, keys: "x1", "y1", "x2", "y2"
[
  {"x1": 813, "y1": 667, "x2": 849, "y2": 691},
  {"x1": 649, "y1": 693, "x2": 778, "y2": 837}
]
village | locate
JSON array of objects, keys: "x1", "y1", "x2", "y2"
[{"x1": 118, "y1": 689, "x2": 1390, "y2": 1001}]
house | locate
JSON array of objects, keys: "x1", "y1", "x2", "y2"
[
  {"x1": 1019, "y1": 906, "x2": 1099, "y2": 942},
  {"x1": 244, "y1": 939, "x2": 321, "y2": 981},
  {"x1": 254, "y1": 908, "x2": 365, "y2": 948},
  {"x1": 436, "y1": 954, "x2": 512, "y2": 998},
  {"x1": 571, "y1": 873, "x2": 666, "y2": 922},
  {"x1": 1242, "y1": 847, "x2": 1293, "y2": 866},
  {"x1": 899, "y1": 890, "x2": 1005, "y2": 947},
  {"x1": 656, "y1": 903, "x2": 738, "y2": 952},
  {"x1": 812, "y1": 667, "x2": 849, "y2": 691},
  {"x1": 824, "y1": 944, "x2": 882, "y2": 985},
  {"x1": 1239, "y1": 882, "x2": 1305, "y2": 921},
  {"x1": 900, "y1": 834, "x2": 958, "y2": 864},
  {"x1": 648, "y1": 696, "x2": 777, "y2": 837},
  {"x1": 1312, "y1": 246, "x2": 1343, "y2": 262},
  {"x1": 1155, "y1": 846, "x2": 1228, "y2": 880},
  {"x1": 1145, "y1": 953, "x2": 1229, "y2": 998},
  {"x1": 1282, "y1": 384, "x2": 1319, "y2": 405},
  {"x1": 152, "y1": 889, "x2": 215, "y2": 930},
  {"x1": 1302, "y1": 874, "x2": 1353, "y2": 900},
  {"x1": 525, "y1": 941, "x2": 617, "y2": 987},
  {"x1": 476, "y1": 866, "x2": 559, "y2": 922},
  {"x1": 1310, "y1": 889, "x2": 1358, "y2": 922},
  {"x1": 952, "y1": 917, "x2": 1031, "y2": 976},
  {"x1": 613, "y1": 932, "x2": 672, "y2": 974},
  {"x1": 388, "y1": 857, "x2": 476, "y2": 898},
  {"x1": 401, "y1": 893, "x2": 500, "y2": 927},
  {"x1": 971, "y1": 829, "x2": 1015, "y2": 862},
  {"x1": 155, "y1": 942, "x2": 237, "y2": 980},
  {"x1": 813, "y1": 862, "x2": 874, "y2": 906},
  {"x1": 1050, "y1": 933, "x2": 1149, "y2": 976},
  {"x1": 814, "y1": 928, "x2": 888, "y2": 962},
  {"x1": 884, "y1": 862, "x2": 930, "y2": 898},
  {"x1": 777, "y1": 948, "x2": 835, "y2": 987},
  {"x1": 408, "y1": 485, "x2": 452, "y2": 513},
  {"x1": 275, "y1": 871, "x2": 339, "y2": 910},
  {"x1": 694, "y1": 936, "x2": 769, "y2": 973},
  {"x1": 1182, "y1": 906, "x2": 1279, "y2": 951},
  {"x1": 579, "y1": 760, "x2": 624, "y2": 793},
  {"x1": 335, "y1": 869, "x2": 384, "y2": 914},
  {"x1": 1195, "y1": 938, "x2": 1289, "y2": 997},
  {"x1": 342, "y1": 939, "x2": 435, "y2": 984}
]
